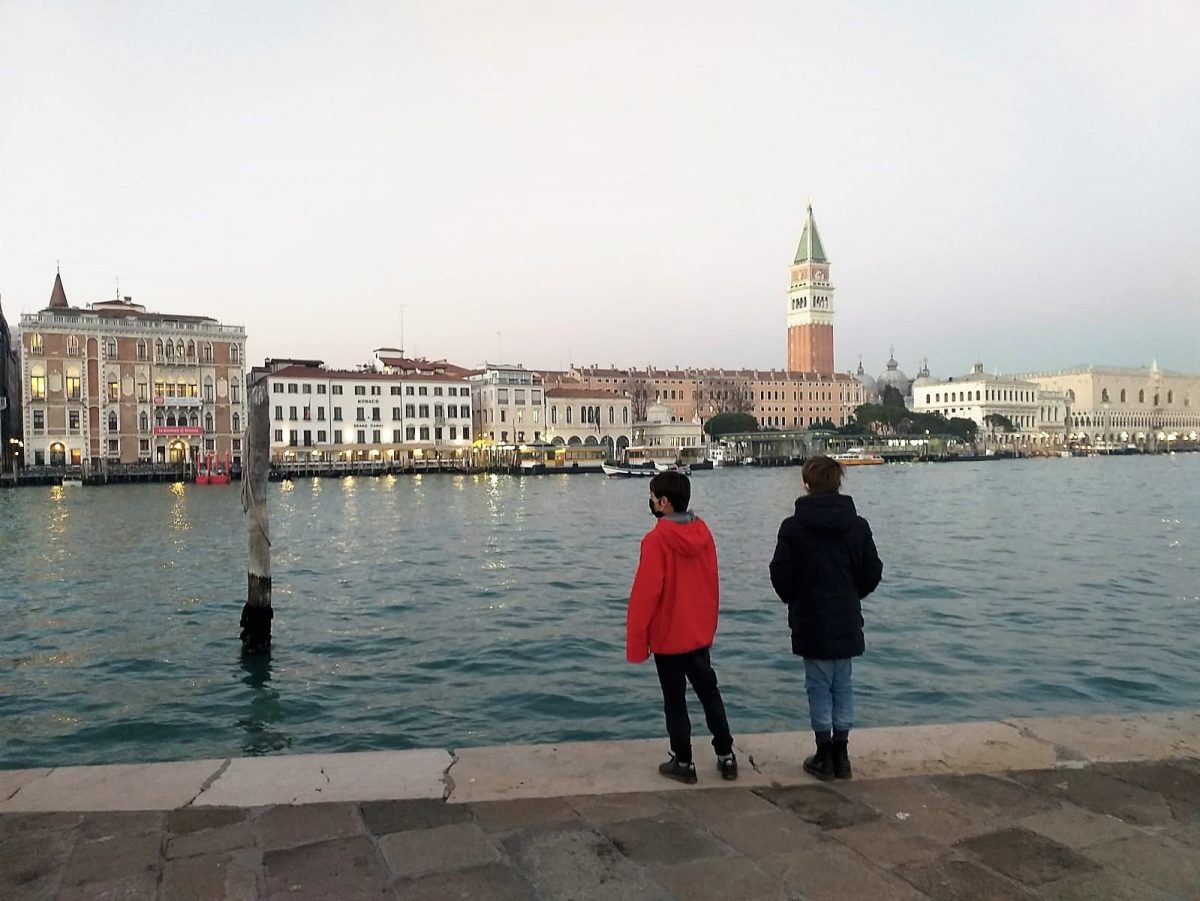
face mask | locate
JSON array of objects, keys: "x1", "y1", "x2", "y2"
[{"x1": 649, "y1": 497, "x2": 664, "y2": 518}]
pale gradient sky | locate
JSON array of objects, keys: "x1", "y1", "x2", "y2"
[{"x1": 2, "y1": 1, "x2": 1197, "y2": 379}]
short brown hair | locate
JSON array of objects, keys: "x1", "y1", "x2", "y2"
[
  {"x1": 802, "y1": 455, "x2": 843, "y2": 495},
  {"x1": 649, "y1": 470, "x2": 690, "y2": 512}
]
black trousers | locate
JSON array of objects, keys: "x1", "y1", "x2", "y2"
[{"x1": 653, "y1": 646, "x2": 734, "y2": 762}]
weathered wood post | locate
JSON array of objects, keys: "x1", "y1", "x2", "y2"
[{"x1": 240, "y1": 372, "x2": 272, "y2": 654}]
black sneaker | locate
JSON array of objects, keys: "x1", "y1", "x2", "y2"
[
  {"x1": 658, "y1": 754, "x2": 698, "y2": 784},
  {"x1": 717, "y1": 753, "x2": 738, "y2": 781},
  {"x1": 803, "y1": 742, "x2": 835, "y2": 782}
]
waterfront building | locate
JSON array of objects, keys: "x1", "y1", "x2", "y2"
[
  {"x1": 262, "y1": 358, "x2": 473, "y2": 465},
  {"x1": 19, "y1": 274, "x2": 246, "y2": 472},
  {"x1": 543, "y1": 384, "x2": 632, "y2": 459},
  {"x1": 469, "y1": 363, "x2": 545, "y2": 446},
  {"x1": 875, "y1": 349, "x2": 914, "y2": 401},
  {"x1": 910, "y1": 363, "x2": 1068, "y2": 446},
  {"x1": 1017, "y1": 364, "x2": 1200, "y2": 448},
  {"x1": 567, "y1": 365, "x2": 865, "y2": 430},
  {"x1": 632, "y1": 402, "x2": 705, "y2": 454},
  {"x1": 1, "y1": 295, "x2": 22, "y2": 473}
]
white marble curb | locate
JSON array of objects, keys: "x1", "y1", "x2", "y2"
[{"x1": 1, "y1": 711, "x2": 1196, "y2": 812}]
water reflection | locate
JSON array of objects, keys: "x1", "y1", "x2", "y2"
[{"x1": 237, "y1": 654, "x2": 291, "y2": 756}]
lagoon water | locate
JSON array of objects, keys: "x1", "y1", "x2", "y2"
[{"x1": 1, "y1": 456, "x2": 1198, "y2": 769}]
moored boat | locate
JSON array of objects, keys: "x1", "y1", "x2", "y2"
[{"x1": 831, "y1": 448, "x2": 886, "y2": 466}]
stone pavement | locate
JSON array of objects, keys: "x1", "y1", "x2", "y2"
[{"x1": 3, "y1": 756, "x2": 1199, "y2": 900}]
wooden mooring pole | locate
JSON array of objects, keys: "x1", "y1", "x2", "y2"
[{"x1": 240, "y1": 373, "x2": 272, "y2": 654}]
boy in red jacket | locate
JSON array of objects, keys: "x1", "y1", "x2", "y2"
[{"x1": 627, "y1": 471, "x2": 737, "y2": 783}]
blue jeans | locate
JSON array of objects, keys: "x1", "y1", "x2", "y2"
[{"x1": 804, "y1": 658, "x2": 853, "y2": 733}]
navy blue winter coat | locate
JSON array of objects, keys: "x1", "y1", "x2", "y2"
[{"x1": 769, "y1": 493, "x2": 883, "y2": 659}]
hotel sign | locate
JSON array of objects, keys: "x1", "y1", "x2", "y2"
[
  {"x1": 153, "y1": 426, "x2": 204, "y2": 437},
  {"x1": 154, "y1": 396, "x2": 202, "y2": 407}
]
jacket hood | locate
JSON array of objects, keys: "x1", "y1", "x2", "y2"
[
  {"x1": 792, "y1": 494, "x2": 859, "y2": 534},
  {"x1": 654, "y1": 512, "x2": 708, "y2": 556}
]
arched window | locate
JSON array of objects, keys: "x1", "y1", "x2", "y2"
[
  {"x1": 155, "y1": 339, "x2": 164, "y2": 359},
  {"x1": 139, "y1": 412, "x2": 149, "y2": 432},
  {"x1": 1139, "y1": 389, "x2": 1145, "y2": 403},
  {"x1": 566, "y1": 406, "x2": 572, "y2": 424},
  {"x1": 1101, "y1": 388, "x2": 1109, "y2": 402},
  {"x1": 1120, "y1": 389, "x2": 1126, "y2": 403},
  {"x1": 232, "y1": 413, "x2": 241, "y2": 433},
  {"x1": 203, "y1": 342, "x2": 214, "y2": 363},
  {"x1": 551, "y1": 405, "x2": 557, "y2": 425},
  {"x1": 1167, "y1": 390, "x2": 1173, "y2": 404},
  {"x1": 30, "y1": 333, "x2": 44, "y2": 352},
  {"x1": 156, "y1": 411, "x2": 165, "y2": 427},
  {"x1": 204, "y1": 412, "x2": 214, "y2": 433},
  {"x1": 166, "y1": 413, "x2": 176, "y2": 427},
  {"x1": 230, "y1": 344, "x2": 240, "y2": 364},
  {"x1": 164, "y1": 340, "x2": 174, "y2": 360},
  {"x1": 203, "y1": 376, "x2": 214, "y2": 402},
  {"x1": 580, "y1": 405, "x2": 587, "y2": 424},
  {"x1": 186, "y1": 340, "x2": 195, "y2": 359},
  {"x1": 106, "y1": 338, "x2": 117, "y2": 358},
  {"x1": 230, "y1": 379, "x2": 241, "y2": 403},
  {"x1": 175, "y1": 340, "x2": 184, "y2": 359},
  {"x1": 623, "y1": 407, "x2": 629, "y2": 425},
  {"x1": 107, "y1": 412, "x2": 118, "y2": 431},
  {"x1": 609, "y1": 406, "x2": 614, "y2": 424},
  {"x1": 137, "y1": 339, "x2": 147, "y2": 361},
  {"x1": 67, "y1": 335, "x2": 79, "y2": 355},
  {"x1": 1153, "y1": 393, "x2": 1159, "y2": 406},
  {"x1": 189, "y1": 413, "x2": 199, "y2": 427}
]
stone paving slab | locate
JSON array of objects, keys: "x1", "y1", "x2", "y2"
[
  {"x1": 1009, "y1": 710, "x2": 1200, "y2": 762},
  {"x1": 3, "y1": 754, "x2": 1200, "y2": 900},
  {"x1": 195, "y1": 748, "x2": 451, "y2": 807},
  {"x1": 0, "y1": 759, "x2": 226, "y2": 812}
]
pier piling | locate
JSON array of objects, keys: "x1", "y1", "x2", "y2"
[{"x1": 240, "y1": 374, "x2": 273, "y2": 654}]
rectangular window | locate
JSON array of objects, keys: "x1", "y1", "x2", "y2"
[
  {"x1": 274, "y1": 429, "x2": 283, "y2": 442},
  {"x1": 418, "y1": 386, "x2": 428, "y2": 396},
  {"x1": 303, "y1": 430, "x2": 312, "y2": 447},
  {"x1": 406, "y1": 386, "x2": 415, "y2": 396},
  {"x1": 333, "y1": 407, "x2": 343, "y2": 421},
  {"x1": 108, "y1": 380, "x2": 119, "y2": 401},
  {"x1": 515, "y1": 390, "x2": 526, "y2": 404},
  {"x1": 462, "y1": 426, "x2": 470, "y2": 440},
  {"x1": 500, "y1": 409, "x2": 507, "y2": 422},
  {"x1": 31, "y1": 374, "x2": 46, "y2": 399},
  {"x1": 317, "y1": 408, "x2": 326, "y2": 421},
  {"x1": 405, "y1": 404, "x2": 416, "y2": 417},
  {"x1": 289, "y1": 406, "x2": 298, "y2": 420},
  {"x1": 390, "y1": 386, "x2": 401, "y2": 396},
  {"x1": 139, "y1": 439, "x2": 149, "y2": 453},
  {"x1": 461, "y1": 405, "x2": 470, "y2": 418},
  {"x1": 288, "y1": 383, "x2": 299, "y2": 394},
  {"x1": 370, "y1": 386, "x2": 381, "y2": 396},
  {"x1": 317, "y1": 384, "x2": 327, "y2": 394},
  {"x1": 418, "y1": 404, "x2": 429, "y2": 417},
  {"x1": 461, "y1": 387, "x2": 470, "y2": 397},
  {"x1": 333, "y1": 429, "x2": 343, "y2": 444},
  {"x1": 275, "y1": 406, "x2": 283, "y2": 419},
  {"x1": 69, "y1": 410, "x2": 80, "y2": 430},
  {"x1": 498, "y1": 389, "x2": 509, "y2": 403},
  {"x1": 449, "y1": 387, "x2": 458, "y2": 396},
  {"x1": 356, "y1": 430, "x2": 366, "y2": 444},
  {"x1": 66, "y1": 375, "x2": 81, "y2": 400},
  {"x1": 371, "y1": 408, "x2": 380, "y2": 422},
  {"x1": 356, "y1": 409, "x2": 366, "y2": 422},
  {"x1": 434, "y1": 404, "x2": 444, "y2": 419},
  {"x1": 419, "y1": 426, "x2": 430, "y2": 440},
  {"x1": 406, "y1": 426, "x2": 416, "y2": 440},
  {"x1": 450, "y1": 426, "x2": 458, "y2": 440},
  {"x1": 273, "y1": 383, "x2": 284, "y2": 394},
  {"x1": 318, "y1": 430, "x2": 327, "y2": 443},
  {"x1": 354, "y1": 386, "x2": 366, "y2": 396},
  {"x1": 434, "y1": 427, "x2": 443, "y2": 440},
  {"x1": 332, "y1": 385, "x2": 343, "y2": 395},
  {"x1": 33, "y1": 410, "x2": 45, "y2": 430},
  {"x1": 532, "y1": 390, "x2": 542, "y2": 404},
  {"x1": 203, "y1": 383, "x2": 214, "y2": 402},
  {"x1": 434, "y1": 387, "x2": 443, "y2": 396},
  {"x1": 392, "y1": 407, "x2": 401, "y2": 420},
  {"x1": 392, "y1": 429, "x2": 402, "y2": 442},
  {"x1": 137, "y1": 381, "x2": 148, "y2": 402},
  {"x1": 372, "y1": 430, "x2": 381, "y2": 444}
]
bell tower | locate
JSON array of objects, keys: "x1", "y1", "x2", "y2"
[{"x1": 786, "y1": 204, "x2": 835, "y2": 375}]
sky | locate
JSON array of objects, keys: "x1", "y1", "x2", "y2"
[{"x1": 1, "y1": 0, "x2": 1198, "y2": 379}]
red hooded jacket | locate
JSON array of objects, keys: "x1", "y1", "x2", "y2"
[{"x1": 626, "y1": 513, "x2": 720, "y2": 663}]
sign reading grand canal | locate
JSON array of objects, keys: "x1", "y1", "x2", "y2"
[{"x1": 153, "y1": 426, "x2": 204, "y2": 436}]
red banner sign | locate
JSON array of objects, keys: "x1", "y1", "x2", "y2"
[{"x1": 153, "y1": 426, "x2": 204, "y2": 437}]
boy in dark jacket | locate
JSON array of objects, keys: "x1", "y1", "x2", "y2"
[
  {"x1": 627, "y1": 470, "x2": 737, "y2": 784},
  {"x1": 769, "y1": 455, "x2": 883, "y2": 780}
]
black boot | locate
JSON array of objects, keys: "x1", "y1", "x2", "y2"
[
  {"x1": 831, "y1": 739, "x2": 852, "y2": 780},
  {"x1": 803, "y1": 741, "x2": 835, "y2": 781}
]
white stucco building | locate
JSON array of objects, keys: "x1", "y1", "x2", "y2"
[
  {"x1": 910, "y1": 363, "x2": 1068, "y2": 446},
  {"x1": 469, "y1": 364, "x2": 545, "y2": 446},
  {"x1": 544, "y1": 385, "x2": 632, "y2": 459}
]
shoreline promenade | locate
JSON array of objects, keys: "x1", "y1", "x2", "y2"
[{"x1": 2, "y1": 711, "x2": 1198, "y2": 899}]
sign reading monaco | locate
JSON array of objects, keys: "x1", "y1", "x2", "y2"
[{"x1": 153, "y1": 426, "x2": 204, "y2": 437}]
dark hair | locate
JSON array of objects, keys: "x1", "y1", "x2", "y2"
[
  {"x1": 802, "y1": 455, "x2": 843, "y2": 495},
  {"x1": 649, "y1": 470, "x2": 691, "y2": 512}
]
